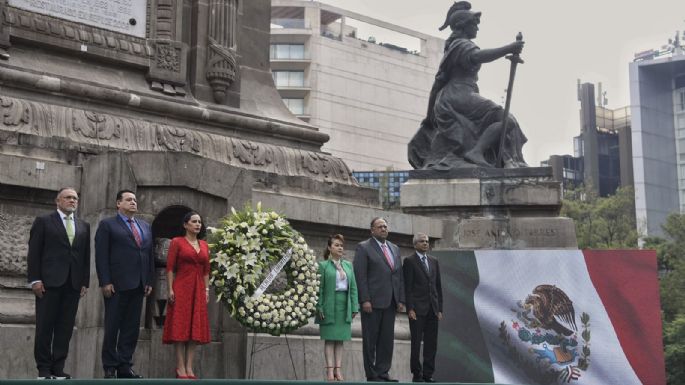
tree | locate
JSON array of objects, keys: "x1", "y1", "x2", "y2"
[
  {"x1": 561, "y1": 185, "x2": 638, "y2": 248},
  {"x1": 643, "y1": 213, "x2": 685, "y2": 385}
]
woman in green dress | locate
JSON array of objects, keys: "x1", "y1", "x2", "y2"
[{"x1": 316, "y1": 234, "x2": 359, "y2": 381}]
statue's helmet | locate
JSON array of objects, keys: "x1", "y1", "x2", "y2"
[{"x1": 438, "y1": 1, "x2": 481, "y2": 31}]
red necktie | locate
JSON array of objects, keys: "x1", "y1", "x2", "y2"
[
  {"x1": 381, "y1": 243, "x2": 394, "y2": 269},
  {"x1": 128, "y1": 219, "x2": 142, "y2": 247}
]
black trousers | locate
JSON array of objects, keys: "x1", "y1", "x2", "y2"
[
  {"x1": 360, "y1": 301, "x2": 396, "y2": 379},
  {"x1": 34, "y1": 282, "x2": 80, "y2": 373},
  {"x1": 102, "y1": 286, "x2": 144, "y2": 370},
  {"x1": 409, "y1": 311, "x2": 439, "y2": 378}
]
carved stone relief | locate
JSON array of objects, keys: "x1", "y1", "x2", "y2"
[
  {"x1": 205, "y1": 0, "x2": 238, "y2": 103},
  {"x1": 72, "y1": 111, "x2": 121, "y2": 140},
  {"x1": 0, "y1": 95, "x2": 355, "y2": 185},
  {"x1": 0, "y1": 213, "x2": 33, "y2": 276},
  {"x1": 156, "y1": 43, "x2": 180, "y2": 72},
  {"x1": 232, "y1": 140, "x2": 273, "y2": 166},
  {"x1": 0, "y1": 96, "x2": 29, "y2": 127},
  {"x1": 147, "y1": 0, "x2": 187, "y2": 96},
  {"x1": 155, "y1": 124, "x2": 200, "y2": 152}
]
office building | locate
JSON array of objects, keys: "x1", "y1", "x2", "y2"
[
  {"x1": 543, "y1": 82, "x2": 633, "y2": 197},
  {"x1": 270, "y1": 0, "x2": 443, "y2": 171},
  {"x1": 630, "y1": 33, "x2": 685, "y2": 236}
]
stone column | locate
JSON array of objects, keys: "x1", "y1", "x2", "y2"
[
  {"x1": 0, "y1": 0, "x2": 11, "y2": 59},
  {"x1": 205, "y1": 0, "x2": 239, "y2": 104},
  {"x1": 147, "y1": 0, "x2": 188, "y2": 95}
]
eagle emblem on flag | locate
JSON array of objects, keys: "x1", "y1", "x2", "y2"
[{"x1": 499, "y1": 284, "x2": 591, "y2": 383}]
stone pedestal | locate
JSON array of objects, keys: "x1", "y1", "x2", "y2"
[{"x1": 400, "y1": 167, "x2": 577, "y2": 249}]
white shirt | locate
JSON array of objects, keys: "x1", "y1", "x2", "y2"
[
  {"x1": 333, "y1": 260, "x2": 349, "y2": 291},
  {"x1": 418, "y1": 252, "x2": 429, "y2": 272},
  {"x1": 58, "y1": 208, "x2": 75, "y2": 231}
]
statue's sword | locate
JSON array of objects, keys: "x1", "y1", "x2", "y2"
[{"x1": 496, "y1": 32, "x2": 524, "y2": 168}]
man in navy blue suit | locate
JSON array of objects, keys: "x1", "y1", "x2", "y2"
[{"x1": 95, "y1": 189, "x2": 154, "y2": 379}]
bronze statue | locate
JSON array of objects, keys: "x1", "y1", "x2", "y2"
[{"x1": 408, "y1": 1, "x2": 528, "y2": 169}]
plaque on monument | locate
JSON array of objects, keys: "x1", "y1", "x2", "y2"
[{"x1": 9, "y1": 0, "x2": 146, "y2": 38}]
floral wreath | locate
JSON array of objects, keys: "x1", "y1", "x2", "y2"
[{"x1": 208, "y1": 203, "x2": 319, "y2": 336}]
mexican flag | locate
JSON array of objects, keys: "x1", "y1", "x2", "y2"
[{"x1": 433, "y1": 249, "x2": 665, "y2": 385}]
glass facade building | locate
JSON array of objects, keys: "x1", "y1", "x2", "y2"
[{"x1": 353, "y1": 170, "x2": 409, "y2": 208}]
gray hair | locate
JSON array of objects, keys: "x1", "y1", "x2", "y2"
[{"x1": 413, "y1": 232, "x2": 429, "y2": 245}]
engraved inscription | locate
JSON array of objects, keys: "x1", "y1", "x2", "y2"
[
  {"x1": 9, "y1": 0, "x2": 147, "y2": 37},
  {"x1": 527, "y1": 228, "x2": 559, "y2": 237}
]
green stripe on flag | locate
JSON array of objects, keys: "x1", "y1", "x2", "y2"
[{"x1": 433, "y1": 250, "x2": 494, "y2": 383}]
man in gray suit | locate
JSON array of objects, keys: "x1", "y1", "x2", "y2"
[{"x1": 354, "y1": 217, "x2": 405, "y2": 382}]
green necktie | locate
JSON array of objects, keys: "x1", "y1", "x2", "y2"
[{"x1": 65, "y1": 216, "x2": 75, "y2": 245}]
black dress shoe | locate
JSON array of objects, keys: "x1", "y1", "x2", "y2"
[
  {"x1": 423, "y1": 377, "x2": 436, "y2": 383},
  {"x1": 412, "y1": 376, "x2": 425, "y2": 382},
  {"x1": 379, "y1": 376, "x2": 399, "y2": 382},
  {"x1": 117, "y1": 368, "x2": 143, "y2": 379},
  {"x1": 37, "y1": 369, "x2": 55, "y2": 380},
  {"x1": 52, "y1": 371, "x2": 72, "y2": 380},
  {"x1": 103, "y1": 368, "x2": 117, "y2": 379},
  {"x1": 367, "y1": 377, "x2": 385, "y2": 382}
]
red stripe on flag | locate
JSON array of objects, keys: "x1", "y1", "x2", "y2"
[{"x1": 583, "y1": 249, "x2": 665, "y2": 385}]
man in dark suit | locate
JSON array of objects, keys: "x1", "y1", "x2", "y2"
[
  {"x1": 403, "y1": 233, "x2": 443, "y2": 383},
  {"x1": 353, "y1": 217, "x2": 405, "y2": 382},
  {"x1": 27, "y1": 187, "x2": 90, "y2": 380},
  {"x1": 95, "y1": 189, "x2": 154, "y2": 379}
]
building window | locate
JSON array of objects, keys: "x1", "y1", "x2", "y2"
[
  {"x1": 677, "y1": 90, "x2": 685, "y2": 112},
  {"x1": 270, "y1": 44, "x2": 305, "y2": 60},
  {"x1": 352, "y1": 170, "x2": 409, "y2": 209},
  {"x1": 272, "y1": 71, "x2": 304, "y2": 87},
  {"x1": 283, "y1": 98, "x2": 304, "y2": 115},
  {"x1": 573, "y1": 136, "x2": 584, "y2": 157}
]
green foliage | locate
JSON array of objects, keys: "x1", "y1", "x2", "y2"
[
  {"x1": 643, "y1": 213, "x2": 685, "y2": 385},
  {"x1": 664, "y1": 314, "x2": 685, "y2": 385},
  {"x1": 561, "y1": 185, "x2": 638, "y2": 248}
]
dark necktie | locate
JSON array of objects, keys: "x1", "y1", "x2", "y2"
[
  {"x1": 421, "y1": 255, "x2": 429, "y2": 272},
  {"x1": 128, "y1": 218, "x2": 142, "y2": 247},
  {"x1": 381, "y1": 243, "x2": 394, "y2": 269}
]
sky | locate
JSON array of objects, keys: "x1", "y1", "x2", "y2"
[{"x1": 317, "y1": 0, "x2": 685, "y2": 166}]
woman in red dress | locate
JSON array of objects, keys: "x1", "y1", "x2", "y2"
[{"x1": 163, "y1": 211, "x2": 210, "y2": 379}]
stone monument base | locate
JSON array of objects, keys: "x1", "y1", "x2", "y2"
[{"x1": 400, "y1": 167, "x2": 577, "y2": 249}]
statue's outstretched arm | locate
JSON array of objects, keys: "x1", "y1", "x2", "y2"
[{"x1": 471, "y1": 40, "x2": 524, "y2": 64}]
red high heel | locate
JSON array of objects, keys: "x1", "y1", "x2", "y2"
[{"x1": 176, "y1": 369, "x2": 188, "y2": 379}]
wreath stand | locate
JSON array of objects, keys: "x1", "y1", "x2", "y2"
[{"x1": 247, "y1": 331, "x2": 299, "y2": 379}]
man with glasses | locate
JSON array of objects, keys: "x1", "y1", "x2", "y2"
[
  {"x1": 353, "y1": 217, "x2": 405, "y2": 382},
  {"x1": 27, "y1": 187, "x2": 91, "y2": 379},
  {"x1": 403, "y1": 233, "x2": 443, "y2": 383}
]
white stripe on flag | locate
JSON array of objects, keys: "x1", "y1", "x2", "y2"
[{"x1": 473, "y1": 249, "x2": 641, "y2": 385}]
